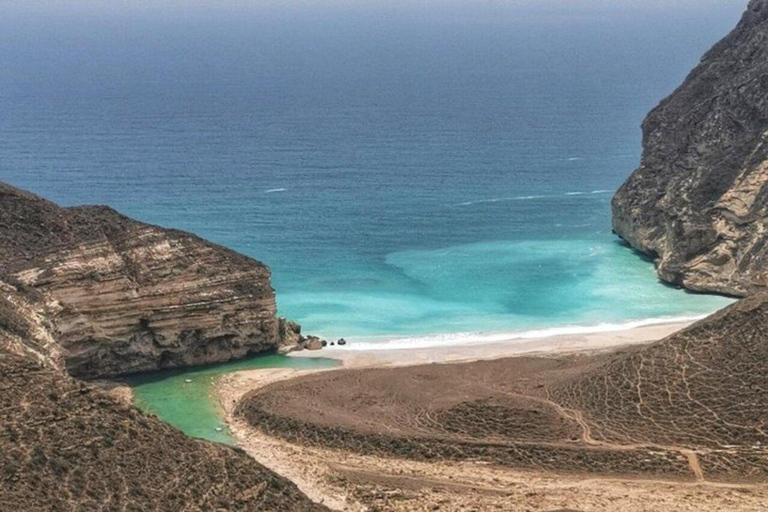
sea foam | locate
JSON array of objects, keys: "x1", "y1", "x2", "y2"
[
  {"x1": 456, "y1": 190, "x2": 612, "y2": 207},
  {"x1": 340, "y1": 315, "x2": 707, "y2": 351}
]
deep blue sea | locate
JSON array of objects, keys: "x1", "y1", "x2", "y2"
[{"x1": 0, "y1": 1, "x2": 742, "y2": 347}]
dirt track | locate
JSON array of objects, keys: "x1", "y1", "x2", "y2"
[{"x1": 237, "y1": 354, "x2": 765, "y2": 485}]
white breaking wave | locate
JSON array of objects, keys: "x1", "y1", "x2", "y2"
[
  {"x1": 567, "y1": 157, "x2": 583, "y2": 161},
  {"x1": 337, "y1": 315, "x2": 707, "y2": 351},
  {"x1": 455, "y1": 195, "x2": 546, "y2": 206},
  {"x1": 456, "y1": 190, "x2": 612, "y2": 207},
  {"x1": 265, "y1": 188, "x2": 287, "y2": 193}
]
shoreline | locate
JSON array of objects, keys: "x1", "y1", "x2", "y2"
[
  {"x1": 290, "y1": 318, "x2": 696, "y2": 369},
  {"x1": 215, "y1": 317, "x2": 767, "y2": 511},
  {"x1": 218, "y1": 367, "x2": 351, "y2": 510},
  {"x1": 217, "y1": 319, "x2": 685, "y2": 506}
]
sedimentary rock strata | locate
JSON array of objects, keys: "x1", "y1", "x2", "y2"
[
  {"x1": 612, "y1": 0, "x2": 768, "y2": 296},
  {"x1": 0, "y1": 183, "x2": 301, "y2": 378}
]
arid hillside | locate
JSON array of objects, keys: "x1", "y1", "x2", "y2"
[
  {"x1": 0, "y1": 348, "x2": 326, "y2": 511},
  {"x1": 238, "y1": 296, "x2": 768, "y2": 486},
  {"x1": 0, "y1": 183, "x2": 299, "y2": 378},
  {"x1": 553, "y1": 294, "x2": 768, "y2": 482}
]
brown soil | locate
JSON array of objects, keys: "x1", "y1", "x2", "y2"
[
  {"x1": 0, "y1": 350, "x2": 326, "y2": 511},
  {"x1": 234, "y1": 297, "x2": 768, "y2": 510},
  {"x1": 238, "y1": 297, "x2": 768, "y2": 486},
  {"x1": 237, "y1": 356, "x2": 694, "y2": 481}
]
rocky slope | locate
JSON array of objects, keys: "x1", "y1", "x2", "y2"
[
  {"x1": 239, "y1": 294, "x2": 768, "y2": 488},
  {"x1": 0, "y1": 183, "x2": 299, "y2": 378},
  {"x1": 0, "y1": 184, "x2": 328, "y2": 508},
  {"x1": 0, "y1": 346, "x2": 326, "y2": 511},
  {"x1": 612, "y1": 0, "x2": 768, "y2": 296},
  {"x1": 553, "y1": 293, "x2": 768, "y2": 481}
]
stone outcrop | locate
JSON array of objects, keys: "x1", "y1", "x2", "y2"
[
  {"x1": 0, "y1": 183, "x2": 299, "y2": 378},
  {"x1": 0, "y1": 184, "x2": 329, "y2": 509},
  {"x1": 612, "y1": 0, "x2": 768, "y2": 296}
]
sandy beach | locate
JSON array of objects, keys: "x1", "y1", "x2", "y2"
[
  {"x1": 288, "y1": 319, "x2": 696, "y2": 368},
  {"x1": 216, "y1": 319, "x2": 768, "y2": 511}
]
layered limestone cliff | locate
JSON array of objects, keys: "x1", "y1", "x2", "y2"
[
  {"x1": 612, "y1": 0, "x2": 768, "y2": 296},
  {"x1": 0, "y1": 183, "x2": 298, "y2": 378}
]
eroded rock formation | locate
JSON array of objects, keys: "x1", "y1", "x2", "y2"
[
  {"x1": 0, "y1": 183, "x2": 299, "y2": 378},
  {"x1": 612, "y1": 0, "x2": 768, "y2": 296}
]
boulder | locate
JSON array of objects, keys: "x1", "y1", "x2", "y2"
[{"x1": 303, "y1": 336, "x2": 324, "y2": 351}]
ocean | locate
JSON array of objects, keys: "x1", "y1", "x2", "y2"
[{"x1": 1, "y1": 1, "x2": 743, "y2": 348}]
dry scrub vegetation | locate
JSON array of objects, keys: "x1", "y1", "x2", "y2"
[
  {"x1": 0, "y1": 350, "x2": 326, "y2": 511},
  {"x1": 238, "y1": 296, "x2": 768, "y2": 491}
]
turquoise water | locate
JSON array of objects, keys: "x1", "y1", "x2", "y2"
[
  {"x1": 127, "y1": 354, "x2": 339, "y2": 444},
  {"x1": 0, "y1": 2, "x2": 742, "y2": 345}
]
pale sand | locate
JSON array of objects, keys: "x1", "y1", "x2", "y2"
[
  {"x1": 218, "y1": 367, "x2": 352, "y2": 510},
  {"x1": 214, "y1": 320, "x2": 767, "y2": 511},
  {"x1": 288, "y1": 320, "x2": 694, "y2": 368}
]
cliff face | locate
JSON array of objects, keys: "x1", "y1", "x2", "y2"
[
  {"x1": 0, "y1": 184, "x2": 296, "y2": 378},
  {"x1": 612, "y1": 0, "x2": 768, "y2": 296}
]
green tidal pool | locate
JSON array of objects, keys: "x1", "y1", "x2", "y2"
[{"x1": 126, "y1": 354, "x2": 339, "y2": 444}]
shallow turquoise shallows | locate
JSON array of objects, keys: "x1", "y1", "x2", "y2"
[
  {"x1": 127, "y1": 355, "x2": 339, "y2": 444},
  {"x1": 1, "y1": 2, "x2": 742, "y2": 345},
  {"x1": 2, "y1": 2, "x2": 745, "y2": 442}
]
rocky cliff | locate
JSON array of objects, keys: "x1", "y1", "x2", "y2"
[
  {"x1": 0, "y1": 184, "x2": 329, "y2": 509},
  {"x1": 612, "y1": 0, "x2": 768, "y2": 296},
  {"x1": 0, "y1": 183, "x2": 298, "y2": 378}
]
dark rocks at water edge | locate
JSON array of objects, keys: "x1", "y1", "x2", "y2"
[
  {"x1": 612, "y1": 0, "x2": 768, "y2": 297},
  {"x1": 277, "y1": 335, "x2": 351, "y2": 354},
  {"x1": 276, "y1": 329, "x2": 352, "y2": 354},
  {"x1": 0, "y1": 183, "x2": 311, "y2": 378},
  {"x1": 303, "y1": 336, "x2": 325, "y2": 351}
]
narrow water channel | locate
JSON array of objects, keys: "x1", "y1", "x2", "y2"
[{"x1": 127, "y1": 354, "x2": 339, "y2": 444}]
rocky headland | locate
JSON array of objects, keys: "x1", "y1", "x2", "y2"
[
  {"x1": 0, "y1": 183, "x2": 316, "y2": 378},
  {"x1": 612, "y1": 0, "x2": 768, "y2": 296},
  {"x1": 0, "y1": 182, "x2": 331, "y2": 510}
]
